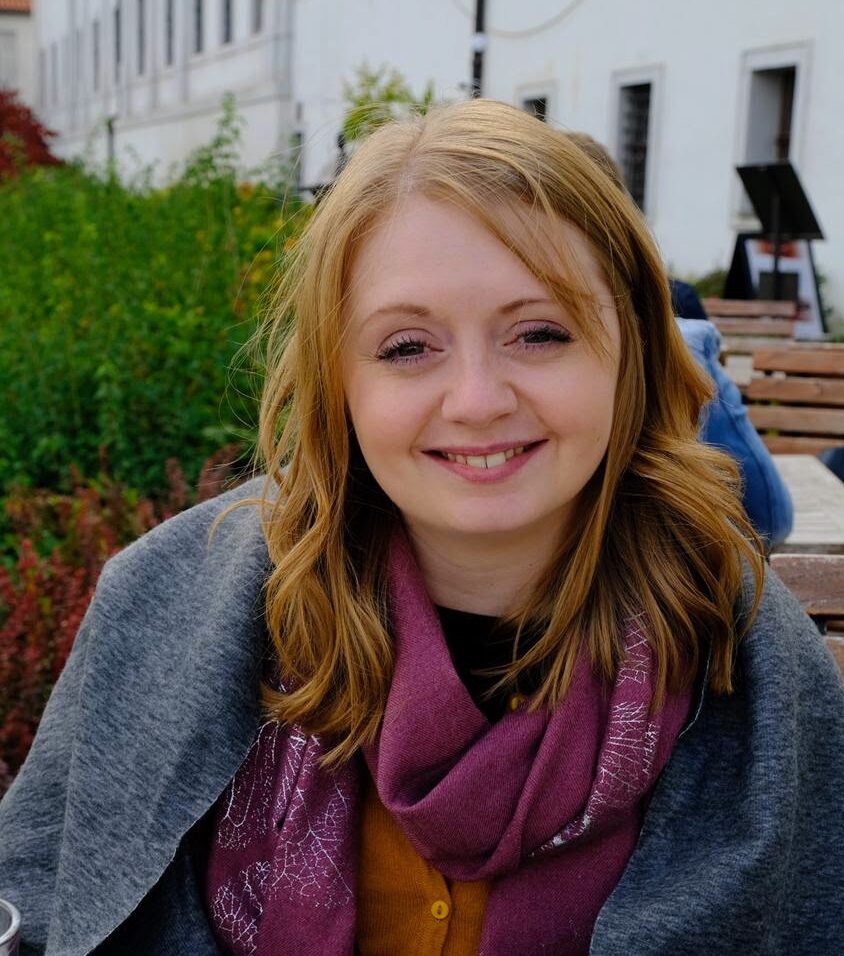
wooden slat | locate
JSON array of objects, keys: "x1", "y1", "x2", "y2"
[
  {"x1": 712, "y1": 318, "x2": 795, "y2": 336},
  {"x1": 721, "y1": 336, "x2": 798, "y2": 356},
  {"x1": 770, "y1": 554, "x2": 844, "y2": 617},
  {"x1": 752, "y1": 346, "x2": 844, "y2": 377},
  {"x1": 743, "y1": 376, "x2": 844, "y2": 407},
  {"x1": 763, "y1": 435, "x2": 844, "y2": 454},
  {"x1": 749, "y1": 405, "x2": 844, "y2": 436},
  {"x1": 703, "y1": 298, "x2": 798, "y2": 319}
]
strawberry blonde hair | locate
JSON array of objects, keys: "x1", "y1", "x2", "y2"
[{"x1": 252, "y1": 99, "x2": 764, "y2": 763}]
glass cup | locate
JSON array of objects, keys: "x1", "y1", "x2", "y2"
[{"x1": 0, "y1": 898, "x2": 20, "y2": 956}]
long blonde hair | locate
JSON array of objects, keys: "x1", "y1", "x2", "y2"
[{"x1": 255, "y1": 99, "x2": 764, "y2": 763}]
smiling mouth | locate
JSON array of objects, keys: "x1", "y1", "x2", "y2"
[{"x1": 430, "y1": 443, "x2": 540, "y2": 470}]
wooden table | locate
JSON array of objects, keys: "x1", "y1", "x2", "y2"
[{"x1": 772, "y1": 454, "x2": 844, "y2": 554}]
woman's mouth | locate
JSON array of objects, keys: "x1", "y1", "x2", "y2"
[
  {"x1": 427, "y1": 441, "x2": 544, "y2": 474},
  {"x1": 440, "y1": 445, "x2": 526, "y2": 469}
]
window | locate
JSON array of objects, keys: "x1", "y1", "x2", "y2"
[
  {"x1": 137, "y1": 0, "x2": 146, "y2": 74},
  {"x1": 39, "y1": 48, "x2": 46, "y2": 107},
  {"x1": 522, "y1": 97, "x2": 547, "y2": 122},
  {"x1": 193, "y1": 0, "x2": 204, "y2": 54},
  {"x1": 92, "y1": 19, "x2": 100, "y2": 90},
  {"x1": 164, "y1": 0, "x2": 175, "y2": 66},
  {"x1": 114, "y1": 3, "x2": 122, "y2": 80},
  {"x1": 734, "y1": 45, "x2": 810, "y2": 221},
  {"x1": 252, "y1": 0, "x2": 264, "y2": 33},
  {"x1": 0, "y1": 31, "x2": 17, "y2": 89},
  {"x1": 746, "y1": 66, "x2": 795, "y2": 164},
  {"x1": 222, "y1": 0, "x2": 233, "y2": 44},
  {"x1": 617, "y1": 82, "x2": 652, "y2": 209},
  {"x1": 74, "y1": 28, "x2": 82, "y2": 96},
  {"x1": 50, "y1": 42, "x2": 59, "y2": 104}
]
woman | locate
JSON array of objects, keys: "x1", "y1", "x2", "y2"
[{"x1": 1, "y1": 100, "x2": 842, "y2": 956}]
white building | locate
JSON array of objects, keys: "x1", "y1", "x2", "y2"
[
  {"x1": 32, "y1": 0, "x2": 844, "y2": 319},
  {"x1": 0, "y1": 0, "x2": 35, "y2": 106},
  {"x1": 32, "y1": 0, "x2": 294, "y2": 179}
]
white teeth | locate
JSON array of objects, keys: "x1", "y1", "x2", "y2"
[{"x1": 443, "y1": 445, "x2": 529, "y2": 468}]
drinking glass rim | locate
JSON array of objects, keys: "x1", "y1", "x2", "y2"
[{"x1": 0, "y1": 897, "x2": 20, "y2": 945}]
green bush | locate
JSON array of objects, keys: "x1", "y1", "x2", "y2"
[
  {"x1": 682, "y1": 268, "x2": 727, "y2": 300},
  {"x1": 0, "y1": 102, "x2": 306, "y2": 497}
]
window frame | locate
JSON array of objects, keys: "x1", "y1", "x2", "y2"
[
  {"x1": 732, "y1": 42, "x2": 812, "y2": 228},
  {"x1": 609, "y1": 64, "x2": 664, "y2": 220}
]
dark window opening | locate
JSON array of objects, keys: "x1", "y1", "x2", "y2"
[
  {"x1": 222, "y1": 0, "x2": 233, "y2": 44},
  {"x1": 618, "y1": 82, "x2": 652, "y2": 209},
  {"x1": 747, "y1": 65, "x2": 796, "y2": 163},
  {"x1": 193, "y1": 0, "x2": 204, "y2": 54},
  {"x1": 523, "y1": 97, "x2": 547, "y2": 122},
  {"x1": 165, "y1": 0, "x2": 175, "y2": 65},
  {"x1": 252, "y1": 0, "x2": 264, "y2": 33},
  {"x1": 114, "y1": 3, "x2": 121, "y2": 80},
  {"x1": 137, "y1": 0, "x2": 145, "y2": 74}
]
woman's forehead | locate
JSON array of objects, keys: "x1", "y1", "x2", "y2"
[{"x1": 345, "y1": 194, "x2": 612, "y2": 317}]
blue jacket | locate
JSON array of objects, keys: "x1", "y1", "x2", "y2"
[
  {"x1": 678, "y1": 318, "x2": 794, "y2": 546},
  {"x1": 1, "y1": 481, "x2": 841, "y2": 955}
]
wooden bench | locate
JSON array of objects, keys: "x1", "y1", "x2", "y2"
[
  {"x1": 769, "y1": 553, "x2": 844, "y2": 671},
  {"x1": 740, "y1": 344, "x2": 844, "y2": 454},
  {"x1": 702, "y1": 298, "x2": 798, "y2": 355}
]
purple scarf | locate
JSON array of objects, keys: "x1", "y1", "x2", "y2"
[{"x1": 206, "y1": 532, "x2": 691, "y2": 955}]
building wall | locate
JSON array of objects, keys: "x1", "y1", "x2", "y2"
[
  {"x1": 34, "y1": 0, "x2": 844, "y2": 319},
  {"x1": 0, "y1": 10, "x2": 35, "y2": 106},
  {"x1": 35, "y1": 0, "x2": 294, "y2": 174}
]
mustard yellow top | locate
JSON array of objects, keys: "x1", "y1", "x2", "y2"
[{"x1": 356, "y1": 773, "x2": 491, "y2": 956}]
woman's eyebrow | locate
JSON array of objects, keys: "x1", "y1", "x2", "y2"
[
  {"x1": 499, "y1": 297, "x2": 557, "y2": 314},
  {"x1": 363, "y1": 297, "x2": 557, "y2": 324},
  {"x1": 364, "y1": 302, "x2": 430, "y2": 323}
]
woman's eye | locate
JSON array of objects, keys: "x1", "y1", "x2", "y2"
[
  {"x1": 514, "y1": 325, "x2": 574, "y2": 349},
  {"x1": 376, "y1": 336, "x2": 429, "y2": 364}
]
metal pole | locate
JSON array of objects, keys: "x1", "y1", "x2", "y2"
[
  {"x1": 770, "y1": 192, "x2": 782, "y2": 300},
  {"x1": 471, "y1": 0, "x2": 486, "y2": 98},
  {"x1": 106, "y1": 115, "x2": 115, "y2": 165}
]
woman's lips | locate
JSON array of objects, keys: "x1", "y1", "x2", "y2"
[{"x1": 424, "y1": 440, "x2": 545, "y2": 482}]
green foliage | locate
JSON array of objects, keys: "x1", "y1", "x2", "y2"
[
  {"x1": 342, "y1": 63, "x2": 436, "y2": 144},
  {"x1": 0, "y1": 101, "x2": 307, "y2": 497},
  {"x1": 683, "y1": 268, "x2": 727, "y2": 300}
]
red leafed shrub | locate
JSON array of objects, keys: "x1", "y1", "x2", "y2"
[
  {"x1": 0, "y1": 88, "x2": 62, "y2": 178},
  {"x1": 0, "y1": 475, "x2": 160, "y2": 788},
  {"x1": 0, "y1": 451, "x2": 247, "y2": 795}
]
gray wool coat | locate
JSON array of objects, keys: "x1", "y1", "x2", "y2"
[{"x1": 1, "y1": 478, "x2": 843, "y2": 955}]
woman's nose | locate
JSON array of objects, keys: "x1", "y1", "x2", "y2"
[{"x1": 439, "y1": 353, "x2": 518, "y2": 426}]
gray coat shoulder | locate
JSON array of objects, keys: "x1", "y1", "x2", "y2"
[
  {"x1": 592, "y1": 561, "x2": 844, "y2": 955},
  {"x1": 93, "y1": 475, "x2": 271, "y2": 624},
  {"x1": 0, "y1": 477, "x2": 273, "y2": 956}
]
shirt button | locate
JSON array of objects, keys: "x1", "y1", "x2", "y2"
[
  {"x1": 431, "y1": 899, "x2": 450, "y2": 920},
  {"x1": 508, "y1": 693, "x2": 526, "y2": 711}
]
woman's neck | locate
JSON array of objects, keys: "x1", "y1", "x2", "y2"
[{"x1": 405, "y1": 521, "x2": 561, "y2": 616}]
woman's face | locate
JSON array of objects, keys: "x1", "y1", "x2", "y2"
[{"x1": 342, "y1": 195, "x2": 621, "y2": 553}]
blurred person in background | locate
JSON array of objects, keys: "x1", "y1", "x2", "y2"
[{"x1": 565, "y1": 132, "x2": 793, "y2": 548}]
